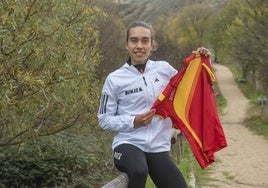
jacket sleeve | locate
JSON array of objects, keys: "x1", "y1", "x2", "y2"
[{"x1": 97, "y1": 76, "x2": 136, "y2": 132}]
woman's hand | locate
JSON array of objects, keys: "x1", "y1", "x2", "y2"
[
  {"x1": 134, "y1": 109, "x2": 156, "y2": 128},
  {"x1": 194, "y1": 47, "x2": 211, "y2": 57}
]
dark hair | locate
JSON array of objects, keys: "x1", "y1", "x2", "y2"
[{"x1": 126, "y1": 21, "x2": 157, "y2": 51}]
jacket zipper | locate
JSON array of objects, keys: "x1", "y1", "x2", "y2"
[{"x1": 143, "y1": 76, "x2": 147, "y2": 86}]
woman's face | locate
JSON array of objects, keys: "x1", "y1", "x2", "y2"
[{"x1": 126, "y1": 26, "x2": 153, "y2": 65}]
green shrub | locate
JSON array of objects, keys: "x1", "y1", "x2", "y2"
[{"x1": 0, "y1": 127, "x2": 116, "y2": 187}]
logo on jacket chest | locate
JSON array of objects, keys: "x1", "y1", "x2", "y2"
[{"x1": 125, "y1": 87, "x2": 143, "y2": 95}]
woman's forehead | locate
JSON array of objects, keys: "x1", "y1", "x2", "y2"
[{"x1": 128, "y1": 26, "x2": 151, "y2": 38}]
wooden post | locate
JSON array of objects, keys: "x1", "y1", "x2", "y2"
[
  {"x1": 170, "y1": 128, "x2": 183, "y2": 164},
  {"x1": 258, "y1": 97, "x2": 268, "y2": 120},
  {"x1": 101, "y1": 173, "x2": 128, "y2": 188}
]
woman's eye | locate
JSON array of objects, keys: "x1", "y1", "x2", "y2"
[
  {"x1": 130, "y1": 38, "x2": 138, "y2": 43},
  {"x1": 142, "y1": 39, "x2": 149, "y2": 44}
]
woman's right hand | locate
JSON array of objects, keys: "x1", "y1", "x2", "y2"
[{"x1": 134, "y1": 109, "x2": 156, "y2": 127}]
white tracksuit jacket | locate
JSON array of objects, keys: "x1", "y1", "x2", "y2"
[{"x1": 98, "y1": 59, "x2": 177, "y2": 153}]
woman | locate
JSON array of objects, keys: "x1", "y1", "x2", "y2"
[{"x1": 98, "y1": 21, "x2": 210, "y2": 188}]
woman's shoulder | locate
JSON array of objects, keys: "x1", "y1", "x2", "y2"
[
  {"x1": 106, "y1": 63, "x2": 132, "y2": 80},
  {"x1": 148, "y1": 59, "x2": 176, "y2": 71},
  {"x1": 148, "y1": 59, "x2": 169, "y2": 65}
]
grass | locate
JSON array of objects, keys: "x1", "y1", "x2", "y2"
[
  {"x1": 177, "y1": 141, "x2": 195, "y2": 187},
  {"x1": 228, "y1": 64, "x2": 268, "y2": 140},
  {"x1": 193, "y1": 161, "x2": 214, "y2": 187},
  {"x1": 145, "y1": 176, "x2": 155, "y2": 188},
  {"x1": 222, "y1": 171, "x2": 235, "y2": 180}
]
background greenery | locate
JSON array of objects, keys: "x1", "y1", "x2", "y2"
[{"x1": 0, "y1": 0, "x2": 267, "y2": 187}]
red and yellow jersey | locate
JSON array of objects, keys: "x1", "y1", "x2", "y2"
[{"x1": 151, "y1": 53, "x2": 227, "y2": 169}]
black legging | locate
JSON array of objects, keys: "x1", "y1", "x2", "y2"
[{"x1": 113, "y1": 144, "x2": 187, "y2": 188}]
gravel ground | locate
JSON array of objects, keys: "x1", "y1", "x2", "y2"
[{"x1": 201, "y1": 63, "x2": 268, "y2": 188}]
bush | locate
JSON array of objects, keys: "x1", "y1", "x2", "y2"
[
  {"x1": 0, "y1": 127, "x2": 117, "y2": 187},
  {"x1": 0, "y1": 157, "x2": 71, "y2": 187}
]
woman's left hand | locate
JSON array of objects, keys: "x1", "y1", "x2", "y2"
[{"x1": 195, "y1": 47, "x2": 211, "y2": 57}]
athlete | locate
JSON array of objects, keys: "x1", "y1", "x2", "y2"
[{"x1": 98, "y1": 21, "x2": 210, "y2": 188}]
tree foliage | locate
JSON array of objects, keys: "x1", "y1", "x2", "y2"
[
  {"x1": 94, "y1": 0, "x2": 127, "y2": 78},
  {"x1": 166, "y1": 3, "x2": 215, "y2": 59},
  {"x1": 0, "y1": 128, "x2": 116, "y2": 187},
  {"x1": 0, "y1": 1, "x2": 117, "y2": 187},
  {"x1": 0, "y1": 0, "x2": 105, "y2": 146},
  {"x1": 210, "y1": 0, "x2": 268, "y2": 93}
]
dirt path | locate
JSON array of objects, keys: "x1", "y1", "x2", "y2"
[{"x1": 201, "y1": 63, "x2": 268, "y2": 188}]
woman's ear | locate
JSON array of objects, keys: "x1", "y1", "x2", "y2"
[
  {"x1": 152, "y1": 40, "x2": 158, "y2": 52},
  {"x1": 125, "y1": 42, "x2": 129, "y2": 51}
]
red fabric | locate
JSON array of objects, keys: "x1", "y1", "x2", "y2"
[{"x1": 151, "y1": 53, "x2": 227, "y2": 169}]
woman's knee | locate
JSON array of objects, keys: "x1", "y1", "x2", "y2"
[
  {"x1": 127, "y1": 165, "x2": 148, "y2": 188},
  {"x1": 130, "y1": 164, "x2": 148, "y2": 179}
]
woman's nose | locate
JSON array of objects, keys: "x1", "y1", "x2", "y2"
[{"x1": 136, "y1": 41, "x2": 143, "y2": 48}]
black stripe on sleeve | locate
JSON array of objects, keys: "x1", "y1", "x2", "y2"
[{"x1": 99, "y1": 94, "x2": 108, "y2": 114}]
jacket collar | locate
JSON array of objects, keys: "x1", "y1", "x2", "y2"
[{"x1": 127, "y1": 57, "x2": 148, "y2": 73}]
